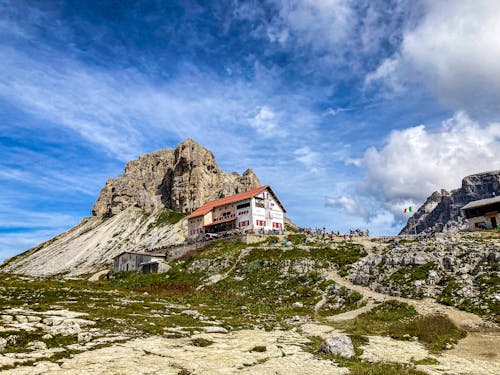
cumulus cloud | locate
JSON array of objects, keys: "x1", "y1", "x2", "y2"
[
  {"x1": 357, "y1": 112, "x2": 500, "y2": 207},
  {"x1": 325, "y1": 195, "x2": 367, "y2": 218},
  {"x1": 367, "y1": 0, "x2": 500, "y2": 113}
]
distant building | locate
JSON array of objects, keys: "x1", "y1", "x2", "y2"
[
  {"x1": 462, "y1": 196, "x2": 500, "y2": 230},
  {"x1": 113, "y1": 251, "x2": 169, "y2": 273},
  {"x1": 186, "y1": 185, "x2": 286, "y2": 241}
]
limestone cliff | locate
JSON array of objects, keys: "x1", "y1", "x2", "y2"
[
  {"x1": 1, "y1": 139, "x2": 261, "y2": 276},
  {"x1": 400, "y1": 171, "x2": 500, "y2": 234},
  {"x1": 92, "y1": 139, "x2": 260, "y2": 217}
]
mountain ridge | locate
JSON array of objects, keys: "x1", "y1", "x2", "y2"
[{"x1": 400, "y1": 170, "x2": 500, "y2": 234}]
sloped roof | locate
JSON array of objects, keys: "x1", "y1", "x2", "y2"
[
  {"x1": 187, "y1": 185, "x2": 286, "y2": 219},
  {"x1": 462, "y1": 195, "x2": 500, "y2": 210},
  {"x1": 113, "y1": 251, "x2": 167, "y2": 260}
]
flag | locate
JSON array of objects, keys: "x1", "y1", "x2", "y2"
[{"x1": 403, "y1": 206, "x2": 413, "y2": 214}]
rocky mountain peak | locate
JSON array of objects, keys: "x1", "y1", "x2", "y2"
[
  {"x1": 400, "y1": 170, "x2": 500, "y2": 234},
  {"x1": 92, "y1": 139, "x2": 261, "y2": 217}
]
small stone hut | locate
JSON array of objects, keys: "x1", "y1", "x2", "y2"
[
  {"x1": 113, "y1": 252, "x2": 169, "y2": 274},
  {"x1": 462, "y1": 195, "x2": 500, "y2": 230}
]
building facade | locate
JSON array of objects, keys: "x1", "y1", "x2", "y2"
[
  {"x1": 462, "y1": 196, "x2": 500, "y2": 230},
  {"x1": 113, "y1": 252, "x2": 169, "y2": 273},
  {"x1": 187, "y1": 185, "x2": 286, "y2": 241}
]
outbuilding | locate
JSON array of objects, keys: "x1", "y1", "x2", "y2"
[
  {"x1": 462, "y1": 195, "x2": 500, "y2": 230},
  {"x1": 113, "y1": 251, "x2": 169, "y2": 273}
]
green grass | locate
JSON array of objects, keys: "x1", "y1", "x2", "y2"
[
  {"x1": 191, "y1": 338, "x2": 214, "y2": 347},
  {"x1": 334, "y1": 300, "x2": 466, "y2": 352},
  {"x1": 287, "y1": 234, "x2": 306, "y2": 245},
  {"x1": 305, "y1": 335, "x2": 426, "y2": 375},
  {"x1": 389, "y1": 262, "x2": 436, "y2": 284},
  {"x1": 154, "y1": 209, "x2": 186, "y2": 226}
]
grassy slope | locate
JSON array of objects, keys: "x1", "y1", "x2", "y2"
[{"x1": 0, "y1": 238, "x2": 473, "y2": 373}]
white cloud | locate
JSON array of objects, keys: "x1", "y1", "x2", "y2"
[
  {"x1": 357, "y1": 112, "x2": 500, "y2": 207},
  {"x1": 367, "y1": 0, "x2": 500, "y2": 112},
  {"x1": 323, "y1": 107, "x2": 350, "y2": 117},
  {"x1": 325, "y1": 195, "x2": 366, "y2": 217},
  {"x1": 271, "y1": 0, "x2": 354, "y2": 49},
  {"x1": 294, "y1": 146, "x2": 321, "y2": 173},
  {"x1": 249, "y1": 106, "x2": 286, "y2": 138}
]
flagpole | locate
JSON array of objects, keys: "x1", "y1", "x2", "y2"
[{"x1": 404, "y1": 206, "x2": 417, "y2": 237}]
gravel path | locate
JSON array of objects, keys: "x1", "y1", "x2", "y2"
[{"x1": 324, "y1": 270, "x2": 500, "y2": 364}]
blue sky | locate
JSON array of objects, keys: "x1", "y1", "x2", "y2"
[{"x1": 1, "y1": 0, "x2": 499, "y2": 261}]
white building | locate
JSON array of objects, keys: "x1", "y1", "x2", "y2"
[
  {"x1": 187, "y1": 185, "x2": 286, "y2": 241},
  {"x1": 462, "y1": 195, "x2": 500, "y2": 230}
]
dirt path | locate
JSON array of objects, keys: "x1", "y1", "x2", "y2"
[{"x1": 324, "y1": 270, "x2": 500, "y2": 363}]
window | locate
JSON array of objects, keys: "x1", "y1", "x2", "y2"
[
  {"x1": 256, "y1": 220, "x2": 266, "y2": 226},
  {"x1": 272, "y1": 222, "x2": 282, "y2": 229},
  {"x1": 239, "y1": 220, "x2": 249, "y2": 228},
  {"x1": 237, "y1": 202, "x2": 250, "y2": 209}
]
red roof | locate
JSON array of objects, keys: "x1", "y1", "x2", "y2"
[{"x1": 187, "y1": 185, "x2": 285, "y2": 219}]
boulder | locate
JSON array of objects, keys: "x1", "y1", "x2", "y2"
[{"x1": 320, "y1": 335, "x2": 355, "y2": 358}]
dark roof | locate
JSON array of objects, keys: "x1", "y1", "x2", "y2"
[
  {"x1": 113, "y1": 251, "x2": 167, "y2": 260},
  {"x1": 461, "y1": 196, "x2": 500, "y2": 210}
]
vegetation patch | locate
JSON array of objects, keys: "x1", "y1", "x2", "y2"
[
  {"x1": 334, "y1": 300, "x2": 466, "y2": 352},
  {"x1": 250, "y1": 345, "x2": 267, "y2": 352},
  {"x1": 154, "y1": 209, "x2": 186, "y2": 226},
  {"x1": 191, "y1": 338, "x2": 214, "y2": 347},
  {"x1": 287, "y1": 234, "x2": 306, "y2": 245},
  {"x1": 305, "y1": 335, "x2": 426, "y2": 375}
]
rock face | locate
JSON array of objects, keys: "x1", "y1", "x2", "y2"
[
  {"x1": 92, "y1": 139, "x2": 260, "y2": 217},
  {"x1": 400, "y1": 171, "x2": 500, "y2": 234},
  {"x1": 1, "y1": 139, "x2": 261, "y2": 276}
]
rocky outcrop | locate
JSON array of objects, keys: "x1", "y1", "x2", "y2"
[
  {"x1": 347, "y1": 233, "x2": 500, "y2": 321},
  {"x1": 400, "y1": 171, "x2": 500, "y2": 234},
  {"x1": 92, "y1": 139, "x2": 260, "y2": 217}
]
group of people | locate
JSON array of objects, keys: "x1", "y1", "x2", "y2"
[
  {"x1": 147, "y1": 242, "x2": 185, "y2": 253},
  {"x1": 297, "y1": 226, "x2": 370, "y2": 240}
]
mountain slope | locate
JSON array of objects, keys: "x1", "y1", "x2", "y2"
[
  {"x1": 1, "y1": 207, "x2": 186, "y2": 276},
  {"x1": 400, "y1": 171, "x2": 500, "y2": 234},
  {"x1": 1, "y1": 139, "x2": 261, "y2": 276}
]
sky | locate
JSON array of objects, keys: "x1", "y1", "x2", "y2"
[{"x1": 1, "y1": 0, "x2": 499, "y2": 261}]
